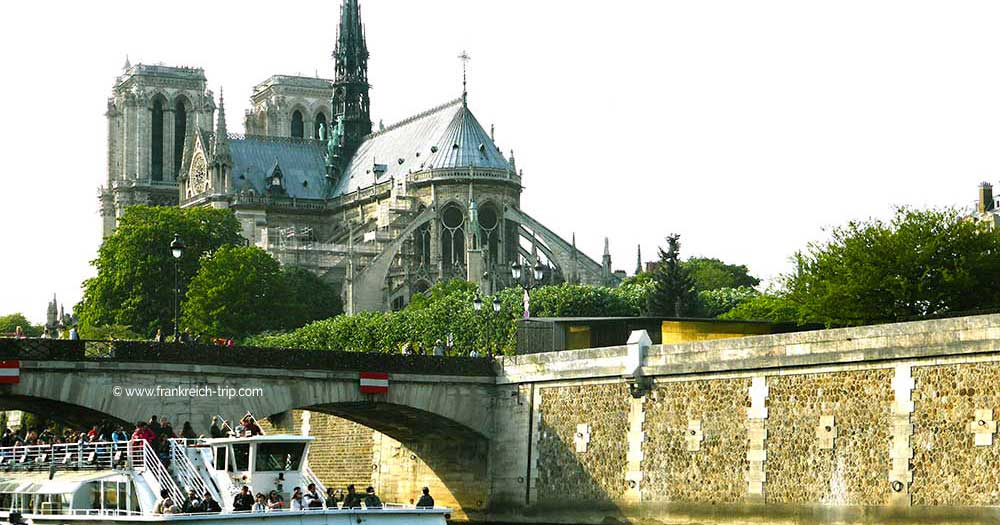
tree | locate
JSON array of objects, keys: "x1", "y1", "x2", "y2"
[
  {"x1": 698, "y1": 286, "x2": 759, "y2": 318},
  {"x1": 682, "y1": 257, "x2": 760, "y2": 292},
  {"x1": 278, "y1": 267, "x2": 344, "y2": 330},
  {"x1": 785, "y1": 206, "x2": 1000, "y2": 326},
  {"x1": 646, "y1": 234, "x2": 698, "y2": 317},
  {"x1": 182, "y1": 246, "x2": 287, "y2": 340},
  {"x1": 77, "y1": 206, "x2": 243, "y2": 338},
  {"x1": 0, "y1": 313, "x2": 42, "y2": 337},
  {"x1": 719, "y1": 292, "x2": 802, "y2": 322}
]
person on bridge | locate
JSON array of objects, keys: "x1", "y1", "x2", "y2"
[
  {"x1": 363, "y1": 486, "x2": 383, "y2": 509},
  {"x1": 416, "y1": 487, "x2": 434, "y2": 508},
  {"x1": 233, "y1": 485, "x2": 254, "y2": 512},
  {"x1": 343, "y1": 485, "x2": 362, "y2": 509}
]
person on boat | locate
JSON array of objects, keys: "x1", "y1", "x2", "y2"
[
  {"x1": 240, "y1": 415, "x2": 263, "y2": 437},
  {"x1": 343, "y1": 485, "x2": 363, "y2": 509},
  {"x1": 325, "y1": 487, "x2": 343, "y2": 509},
  {"x1": 233, "y1": 485, "x2": 255, "y2": 512},
  {"x1": 252, "y1": 493, "x2": 267, "y2": 512},
  {"x1": 363, "y1": 486, "x2": 383, "y2": 509},
  {"x1": 148, "y1": 415, "x2": 162, "y2": 439},
  {"x1": 209, "y1": 417, "x2": 225, "y2": 438},
  {"x1": 131, "y1": 421, "x2": 155, "y2": 444},
  {"x1": 161, "y1": 418, "x2": 177, "y2": 439},
  {"x1": 290, "y1": 487, "x2": 305, "y2": 511},
  {"x1": 181, "y1": 421, "x2": 198, "y2": 439},
  {"x1": 266, "y1": 490, "x2": 285, "y2": 511},
  {"x1": 416, "y1": 487, "x2": 434, "y2": 508},
  {"x1": 182, "y1": 489, "x2": 202, "y2": 513},
  {"x1": 8, "y1": 512, "x2": 26, "y2": 525},
  {"x1": 303, "y1": 483, "x2": 323, "y2": 509},
  {"x1": 154, "y1": 489, "x2": 180, "y2": 514},
  {"x1": 202, "y1": 491, "x2": 222, "y2": 513}
]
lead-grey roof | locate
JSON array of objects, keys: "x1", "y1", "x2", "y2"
[
  {"x1": 230, "y1": 137, "x2": 330, "y2": 199},
  {"x1": 334, "y1": 98, "x2": 512, "y2": 195}
]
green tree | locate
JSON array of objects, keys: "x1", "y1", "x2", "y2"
[
  {"x1": 682, "y1": 257, "x2": 760, "y2": 292},
  {"x1": 786, "y1": 206, "x2": 1000, "y2": 326},
  {"x1": 698, "y1": 286, "x2": 759, "y2": 318},
  {"x1": 77, "y1": 206, "x2": 243, "y2": 338},
  {"x1": 0, "y1": 313, "x2": 42, "y2": 337},
  {"x1": 719, "y1": 292, "x2": 802, "y2": 322},
  {"x1": 182, "y1": 246, "x2": 287, "y2": 340},
  {"x1": 278, "y1": 267, "x2": 344, "y2": 330},
  {"x1": 646, "y1": 234, "x2": 698, "y2": 317}
]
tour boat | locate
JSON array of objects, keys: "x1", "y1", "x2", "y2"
[{"x1": 0, "y1": 435, "x2": 449, "y2": 525}]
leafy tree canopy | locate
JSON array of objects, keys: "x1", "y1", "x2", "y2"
[
  {"x1": 0, "y1": 313, "x2": 42, "y2": 337},
  {"x1": 786, "y1": 206, "x2": 1000, "y2": 326},
  {"x1": 76, "y1": 206, "x2": 243, "y2": 338},
  {"x1": 683, "y1": 257, "x2": 760, "y2": 292}
]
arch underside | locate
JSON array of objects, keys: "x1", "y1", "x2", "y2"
[
  {"x1": 0, "y1": 394, "x2": 130, "y2": 429},
  {"x1": 301, "y1": 402, "x2": 485, "y2": 446}
]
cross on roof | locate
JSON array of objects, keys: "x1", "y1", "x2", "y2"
[{"x1": 458, "y1": 50, "x2": 471, "y2": 101}]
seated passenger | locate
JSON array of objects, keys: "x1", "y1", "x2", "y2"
[
  {"x1": 416, "y1": 487, "x2": 435, "y2": 508},
  {"x1": 363, "y1": 486, "x2": 383, "y2": 509},
  {"x1": 202, "y1": 491, "x2": 222, "y2": 513},
  {"x1": 343, "y1": 484, "x2": 362, "y2": 509},
  {"x1": 290, "y1": 487, "x2": 305, "y2": 511},
  {"x1": 233, "y1": 485, "x2": 254, "y2": 512},
  {"x1": 182, "y1": 489, "x2": 202, "y2": 513},
  {"x1": 252, "y1": 493, "x2": 267, "y2": 512},
  {"x1": 325, "y1": 487, "x2": 343, "y2": 509},
  {"x1": 303, "y1": 483, "x2": 324, "y2": 509},
  {"x1": 154, "y1": 489, "x2": 179, "y2": 514},
  {"x1": 266, "y1": 490, "x2": 285, "y2": 511}
]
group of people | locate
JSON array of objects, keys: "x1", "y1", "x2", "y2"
[
  {"x1": 208, "y1": 415, "x2": 262, "y2": 438},
  {"x1": 0, "y1": 421, "x2": 135, "y2": 449},
  {"x1": 156, "y1": 484, "x2": 435, "y2": 514}
]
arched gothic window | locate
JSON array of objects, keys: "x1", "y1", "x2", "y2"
[
  {"x1": 314, "y1": 113, "x2": 328, "y2": 140},
  {"x1": 291, "y1": 110, "x2": 304, "y2": 139},
  {"x1": 151, "y1": 99, "x2": 164, "y2": 181},
  {"x1": 479, "y1": 203, "x2": 501, "y2": 265},
  {"x1": 414, "y1": 222, "x2": 431, "y2": 268},
  {"x1": 440, "y1": 204, "x2": 465, "y2": 270},
  {"x1": 173, "y1": 99, "x2": 188, "y2": 180}
]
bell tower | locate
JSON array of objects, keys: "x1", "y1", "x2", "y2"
[{"x1": 330, "y1": 0, "x2": 372, "y2": 159}]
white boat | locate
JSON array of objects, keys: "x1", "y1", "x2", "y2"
[{"x1": 0, "y1": 435, "x2": 449, "y2": 525}]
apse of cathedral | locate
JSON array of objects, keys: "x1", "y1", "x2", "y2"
[{"x1": 99, "y1": 0, "x2": 619, "y2": 313}]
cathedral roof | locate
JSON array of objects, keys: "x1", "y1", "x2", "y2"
[
  {"x1": 334, "y1": 98, "x2": 512, "y2": 195},
  {"x1": 229, "y1": 137, "x2": 330, "y2": 200}
]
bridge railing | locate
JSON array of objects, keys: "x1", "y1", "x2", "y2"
[{"x1": 0, "y1": 338, "x2": 496, "y2": 376}]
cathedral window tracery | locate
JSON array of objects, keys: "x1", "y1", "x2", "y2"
[
  {"x1": 441, "y1": 204, "x2": 465, "y2": 272},
  {"x1": 291, "y1": 110, "x2": 305, "y2": 138},
  {"x1": 187, "y1": 153, "x2": 208, "y2": 198}
]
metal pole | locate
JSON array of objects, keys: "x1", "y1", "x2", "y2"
[{"x1": 173, "y1": 259, "x2": 180, "y2": 340}]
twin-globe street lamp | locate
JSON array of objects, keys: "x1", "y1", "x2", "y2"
[
  {"x1": 511, "y1": 260, "x2": 546, "y2": 319},
  {"x1": 170, "y1": 234, "x2": 186, "y2": 341},
  {"x1": 473, "y1": 292, "x2": 502, "y2": 357}
]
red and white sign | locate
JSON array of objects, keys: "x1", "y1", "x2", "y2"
[
  {"x1": 359, "y1": 372, "x2": 388, "y2": 394},
  {"x1": 0, "y1": 361, "x2": 20, "y2": 384}
]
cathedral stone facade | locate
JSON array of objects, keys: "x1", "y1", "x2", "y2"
[{"x1": 100, "y1": 0, "x2": 618, "y2": 313}]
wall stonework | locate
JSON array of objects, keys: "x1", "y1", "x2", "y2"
[
  {"x1": 535, "y1": 383, "x2": 630, "y2": 507},
  {"x1": 912, "y1": 362, "x2": 1000, "y2": 506},
  {"x1": 766, "y1": 370, "x2": 893, "y2": 505},
  {"x1": 642, "y1": 378, "x2": 750, "y2": 504}
]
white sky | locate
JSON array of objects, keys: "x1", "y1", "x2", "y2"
[{"x1": 2, "y1": 0, "x2": 998, "y2": 323}]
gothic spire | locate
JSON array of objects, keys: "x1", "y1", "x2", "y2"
[
  {"x1": 331, "y1": 0, "x2": 372, "y2": 154},
  {"x1": 635, "y1": 244, "x2": 643, "y2": 275},
  {"x1": 214, "y1": 87, "x2": 230, "y2": 161}
]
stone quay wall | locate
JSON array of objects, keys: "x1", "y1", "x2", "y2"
[{"x1": 493, "y1": 314, "x2": 1000, "y2": 524}]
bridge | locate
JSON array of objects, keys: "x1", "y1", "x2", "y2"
[{"x1": 6, "y1": 314, "x2": 1000, "y2": 524}]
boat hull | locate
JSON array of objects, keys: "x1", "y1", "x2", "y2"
[{"x1": 1, "y1": 509, "x2": 449, "y2": 525}]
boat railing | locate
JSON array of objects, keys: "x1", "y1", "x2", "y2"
[
  {"x1": 0, "y1": 441, "x2": 124, "y2": 471},
  {"x1": 168, "y1": 439, "x2": 219, "y2": 503},
  {"x1": 129, "y1": 438, "x2": 185, "y2": 509}
]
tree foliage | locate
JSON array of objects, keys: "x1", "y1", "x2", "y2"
[
  {"x1": 646, "y1": 234, "x2": 698, "y2": 317},
  {"x1": 683, "y1": 257, "x2": 760, "y2": 292},
  {"x1": 697, "y1": 286, "x2": 759, "y2": 318},
  {"x1": 784, "y1": 206, "x2": 1000, "y2": 326},
  {"x1": 77, "y1": 206, "x2": 243, "y2": 338},
  {"x1": 719, "y1": 292, "x2": 802, "y2": 323},
  {"x1": 182, "y1": 247, "x2": 343, "y2": 340},
  {"x1": 0, "y1": 313, "x2": 42, "y2": 337}
]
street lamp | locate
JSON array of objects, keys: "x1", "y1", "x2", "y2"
[
  {"x1": 473, "y1": 292, "x2": 503, "y2": 357},
  {"x1": 511, "y1": 259, "x2": 547, "y2": 318},
  {"x1": 169, "y1": 233, "x2": 185, "y2": 341}
]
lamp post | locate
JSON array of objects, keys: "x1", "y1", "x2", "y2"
[
  {"x1": 511, "y1": 260, "x2": 546, "y2": 319},
  {"x1": 169, "y1": 234, "x2": 186, "y2": 341},
  {"x1": 473, "y1": 292, "x2": 503, "y2": 357}
]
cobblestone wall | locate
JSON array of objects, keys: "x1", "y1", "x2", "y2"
[
  {"x1": 535, "y1": 383, "x2": 630, "y2": 506},
  {"x1": 766, "y1": 370, "x2": 893, "y2": 505},
  {"x1": 641, "y1": 378, "x2": 750, "y2": 504},
  {"x1": 912, "y1": 362, "x2": 1000, "y2": 506}
]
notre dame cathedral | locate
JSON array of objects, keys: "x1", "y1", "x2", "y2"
[{"x1": 99, "y1": 0, "x2": 619, "y2": 313}]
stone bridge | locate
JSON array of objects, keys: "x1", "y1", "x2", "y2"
[{"x1": 7, "y1": 314, "x2": 1000, "y2": 524}]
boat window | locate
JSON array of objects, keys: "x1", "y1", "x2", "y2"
[
  {"x1": 214, "y1": 446, "x2": 227, "y2": 471},
  {"x1": 0, "y1": 493, "x2": 11, "y2": 511},
  {"x1": 231, "y1": 444, "x2": 250, "y2": 472},
  {"x1": 254, "y1": 442, "x2": 305, "y2": 471}
]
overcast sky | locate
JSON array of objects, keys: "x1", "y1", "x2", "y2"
[{"x1": 2, "y1": 0, "x2": 998, "y2": 323}]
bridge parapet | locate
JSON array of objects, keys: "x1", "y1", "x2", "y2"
[{"x1": 0, "y1": 338, "x2": 496, "y2": 377}]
